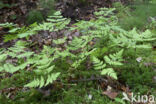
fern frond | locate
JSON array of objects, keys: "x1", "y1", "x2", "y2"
[
  {"x1": 53, "y1": 37, "x2": 67, "y2": 45},
  {"x1": 3, "y1": 63, "x2": 19, "y2": 73},
  {"x1": 110, "y1": 28, "x2": 155, "y2": 48},
  {"x1": 92, "y1": 56, "x2": 106, "y2": 70},
  {"x1": 101, "y1": 68, "x2": 117, "y2": 80},
  {"x1": 92, "y1": 56, "x2": 117, "y2": 79},
  {"x1": 45, "y1": 72, "x2": 60, "y2": 86},
  {"x1": 104, "y1": 50, "x2": 124, "y2": 66},
  {"x1": 25, "y1": 72, "x2": 60, "y2": 88},
  {"x1": 67, "y1": 36, "x2": 91, "y2": 51},
  {"x1": 0, "y1": 54, "x2": 7, "y2": 62},
  {"x1": 2, "y1": 11, "x2": 70, "y2": 41},
  {"x1": 0, "y1": 22, "x2": 17, "y2": 28}
]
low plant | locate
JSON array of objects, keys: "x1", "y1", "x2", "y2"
[
  {"x1": 114, "y1": 1, "x2": 156, "y2": 30},
  {"x1": 0, "y1": 1, "x2": 14, "y2": 9},
  {"x1": 0, "y1": 11, "x2": 70, "y2": 42},
  {"x1": 0, "y1": 7, "x2": 155, "y2": 103}
]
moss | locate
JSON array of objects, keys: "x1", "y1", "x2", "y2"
[
  {"x1": 119, "y1": 63, "x2": 156, "y2": 94},
  {"x1": 117, "y1": 2, "x2": 156, "y2": 30},
  {"x1": 26, "y1": 10, "x2": 44, "y2": 24},
  {"x1": 26, "y1": 0, "x2": 56, "y2": 24}
]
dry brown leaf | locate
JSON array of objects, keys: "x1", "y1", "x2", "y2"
[
  {"x1": 103, "y1": 90, "x2": 118, "y2": 99},
  {"x1": 102, "y1": 86, "x2": 119, "y2": 99},
  {"x1": 0, "y1": 27, "x2": 3, "y2": 31},
  {"x1": 121, "y1": 86, "x2": 130, "y2": 93}
]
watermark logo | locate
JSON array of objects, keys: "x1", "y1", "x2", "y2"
[{"x1": 122, "y1": 92, "x2": 155, "y2": 103}]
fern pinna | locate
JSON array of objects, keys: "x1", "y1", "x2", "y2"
[{"x1": 92, "y1": 50, "x2": 123, "y2": 80}]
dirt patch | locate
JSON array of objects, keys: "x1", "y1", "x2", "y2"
[{"x1": 0, "y1": 0, "x2": 128, "y2": 24}]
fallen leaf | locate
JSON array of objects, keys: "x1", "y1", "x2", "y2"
[
  {"x1": 0, "y1": 27, "x2": 3, "y2": 31},
  {"x1": 102, "y1": 86, "x2": 118, "y2": 99},
  {"x1": 121, "y1": 86, "x2": 130, "y2": 93}
]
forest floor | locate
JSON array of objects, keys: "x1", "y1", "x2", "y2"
[{"x1": 0, "y1": 0, "x2": 156, "y2": 104}]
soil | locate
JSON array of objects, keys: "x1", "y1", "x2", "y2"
[{"x1": 0, "y1": 0, "x2": 128, "y2": 24}]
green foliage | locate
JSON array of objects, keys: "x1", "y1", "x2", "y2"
[
  {"x1": 0, "y1": 11, "x2": 70, "y2": 42},
  {"x1": 0, "y1": 42, "x2": 60, "y2": 88},
  {"x1": 113, "y1": 2, "x2": 131, "y2": 18},
  {"x1": 0, "y1": 1, "x2": 14, "y2": 9},
  {"x1": 0, "y1": 6, "x2": 155, "y2": 103},
  {"x1": 26, "y1": 0, "x2": 56, "y2": 24},
  {"x1": 0, "y1": 84, "x2": 120, "y2": 104},
  {"x1": 120, "y1": 63, "x2": 156, "y2": 94},
  {"x1": 25, "y1": 72, "x2": 60, "y2": 88},
  {"x1": 90, "y1": 47, "x2": 108, "y2": 58},
  {"x1": 53, "y1": 37, "x2": 67, "y2": 45},
  {"x1": 92, "y1": 57, "x2": 106, "y2": 70},
  {"x1": 26, "y1": 10, "x2": 44, "y2": 24},
  {"x1": 110, "y1": 28, "x2": 155, "y2": 48},
  {"x1": 118, "y1": 2, "x2": 156, "y2": 30},
  {"x1": 56, "y1": 87, "x2": 117, "y2": 104},
  {"x1": 92, "y1": 49, "x2": 124, "y2": 80},
  {"x1": 38, "y1": 0, "x2": 55, "y2": 9},
  {"x1": 146, "y1": 17, "x2": 156, "y2": 29},
  {"x1": 0, "y1": 22, "x2": 17, "y2": 28},
  {"x1": 104, "y1": 49, "x2": 123, "y2": 66},
  {"x1": 72, "y1": 7, "x2": 155, "y2": 80},
  {"x1": 46, "y1": 11, "x2": 70, "y2": 31},
  {"x1": 0, "y1": 10, "x2": 96, "y2": 89}
]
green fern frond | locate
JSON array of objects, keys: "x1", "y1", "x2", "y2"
[
  {"x1": 67, "y1": 36, "x2": 91, "y2": 51},
  {"x1": 110, "y1": 28, "x2": 155, "y2": 48},
  {"x1": 2, "y1": 11, "x2": 70, "y2": 42},
  {"x1": 92, "y1": 56, "x2": 117, "y2": 79},
  {"x1": 92, "y1": 56, "x2": 106, "y2": 70},
  {"x1": 3, "y1": 63, "x2": 19, "y2": 73},
  {"x1": 25, "y1": 72, "x2": 60, "y2": 88},
  {"x1": 53, "y1": 37, "x2": 67, "y2": 44},
  {"x1": 101, "y1": 68, "x2": 117, "y2": 80},
  {"x1": 94, "y1": 8, "x2": 115, "y2": 16},
  {"x1": 0, "y1": 22, "x2": 17, "y2": 28},
  {"x1": 104, "y1": 50, "x2": 124, "y2": 66},
  {"x1": 0, "y1": 54, "x2": 7, "y2": 62}
]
